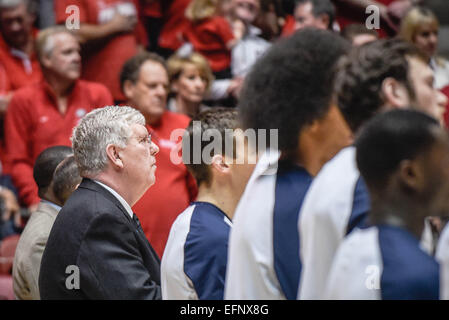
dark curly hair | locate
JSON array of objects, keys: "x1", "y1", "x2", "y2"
[
  {"x1": 334, "y1": 38, "x2": 427, "y2": 133},
  {"x1": 238, "y1": 28, "x2": 349, "y2": 161}
]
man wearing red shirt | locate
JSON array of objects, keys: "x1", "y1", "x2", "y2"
[
  {"x1": 54, "y1": 0, "x2": 148, "y2": 102},
  {"x1": 0, "y1": 0, "x2": 42, "y2": 117},
  {"x1": 120, "y1": 52, "x2": 198, "y2": 257},
  {"x1": 5, "y1": 27, "x2": 113, "y2": 210}
]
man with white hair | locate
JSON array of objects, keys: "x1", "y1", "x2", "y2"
[
  {"x1": 39, "y1": 105, "x2": 162, "y2": 300},
  {"x1": 4, "y1": 26, "x2": 113, "y2": 212}
]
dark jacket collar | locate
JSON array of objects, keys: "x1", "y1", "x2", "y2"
[{"x1": 78, "y1": 178, "x2": 133, "y2": 223}]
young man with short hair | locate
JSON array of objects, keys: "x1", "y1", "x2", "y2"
[
  {"x1": 161, "y1": 108, "x2": 253, "y2": 300},
  {"x1": 325, "y1": 109, "x2": 448, "y2": 299}
]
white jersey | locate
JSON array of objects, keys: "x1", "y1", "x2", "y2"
[
  {"x1": 225, "y1": 150, "x2": 313, "y2": 300},
  {"x1": 436, "y1": 223, "x2": 449, "y2": 299},
  {"x1": 325, "y1": 225, "x2": 439, "y2": 300},
  {"x1": 298, "y1": 146, "x2": 370, "y2": 299},
  {"x1": 161, "y1": 202, "x2": 232, "y2": 300}
]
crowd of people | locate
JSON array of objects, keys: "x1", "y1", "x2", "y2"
[{"x1": 0, "y1": 0, "x2": 449, "y2": 300}]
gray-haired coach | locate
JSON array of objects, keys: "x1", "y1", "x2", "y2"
[{"x1": 39, "y1": 106, "x2": 161, "y2": 299}]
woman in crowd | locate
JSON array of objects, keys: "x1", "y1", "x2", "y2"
[
  {"x1": 166, "y1": 52, "x2": 214, "y2": 118},
  {"x1": 400, "y1": 6, "x2": 449, "y2": 89}
]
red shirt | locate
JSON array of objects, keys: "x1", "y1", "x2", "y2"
[
  {"x1": 141, "y1": 0, "x2": 162, "y2": 18},
  {"x1": 158, "y1": 0, "x2": 191, "y2": 51},
  {"x1": 5, "y1": 80, "x2": 113, "y2": 206},
  {"x1": 132, "y1": 111, "x2": 198, "y2": 258},
  {"x1": 183, "y1": 16, "x2": 234, "y2": 72},
  {"x1": 0, "y1": 36, "x2": 43, "y2": 93},
  {"x1": 281, "y1": 14, "x2": 295, "y2": 37},
  {"x1": 442, "y1": 85, "x2": 449, "y2": 129},
  {"x1": 55, "y1": 0, "x2": 148, "y2": 101}
]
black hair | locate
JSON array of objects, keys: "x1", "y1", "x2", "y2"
[
  {"x1": 295, "y1": 0, "x2": 335, "y2": 29},
  {"x1": 356, "y1": 109, "x2": 440, "y2": 191},
  {"x1": 238, "y1": 28, "x2": 349, "y2": 161},
  {"x1": 33, "y1": 146, "x2": 73, "y2": 197},
  {"x1": 52, "y1": 156, "x2": 82, "y2": 205},
  {"x1": 183, "y1": 108, "x2": 239, "y2": 187},
  {"x1": 334, "y1": 38, "x2": 428, "y2": 133}
]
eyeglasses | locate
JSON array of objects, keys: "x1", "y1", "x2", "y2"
[{"x1": 133, "y1": 134, "x2": 152, "y2": 145}]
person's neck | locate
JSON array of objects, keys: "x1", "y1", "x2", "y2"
[
  {"x1": 175, "y1": 96, "x2": 200, "y2": 118},
  {"x1": 127, "y1": 101, "x2": 162, "y2": 127},
  {"x1": 293, "y1": 145, "x2": 328, "y2": 177},
  {"x1": 369, "y1": 193, "x2": 426, "y2": 240},
  {"x1": 44, "y1": 73, "x2": 74, "y2": 98},
  {"x1": 42, "y1": 190, "x2": 63, "y2": 207},
  {"x1": 196, "y1": 182, "x2": 239, "y2": 220},
  {"x1": 94, "y1": 172, "x2": 145, "y2": 208},
  {"x1": 8, "y1": 38, "x2": 33, "y2": 56}
]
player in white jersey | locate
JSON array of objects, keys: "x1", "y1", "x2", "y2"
[
  {"x1": 225, "y1": 29, "x2": 353, "y2": 300},
  {"x1": 298, "y1": 39, "x2": 448, "y2": 300},
  {"x1": 325, "y1": 110, "x2": 449, "y2": 300},
  {"x1": 161, "y1": 108, "x2": 253, "y2": 300}
]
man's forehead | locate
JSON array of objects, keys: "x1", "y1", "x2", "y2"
[{"x1": 139, "y1": 61, "x2": 169, "y2": 82}]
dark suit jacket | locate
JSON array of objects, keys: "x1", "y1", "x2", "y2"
[{"x1": 39, "y1": 178, "x2": 162, "y2": 299}]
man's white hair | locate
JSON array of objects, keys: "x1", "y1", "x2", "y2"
[{"x1": 71, "y1": 105, "x2": 146, "y2": 177}]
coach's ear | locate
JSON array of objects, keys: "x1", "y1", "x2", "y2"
[
  {"x1": 106, "y1": 144, "x2": 124, "y2": 169},
  {"x1": 381, "y1": 77, "x2": 410, "y2": 109}
]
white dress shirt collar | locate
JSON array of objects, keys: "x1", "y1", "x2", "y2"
[{"x1": 93, "y1": 180, "x2": 134, "y2": 219}]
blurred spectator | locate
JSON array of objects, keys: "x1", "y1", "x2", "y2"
[
  {"x1": 4, "y1": 26, "x2": 113, "y2": 210},
  {"x1": 0, "y1": 0, "x2": 43, "y2": 118},
  {"x1": 12, "y1": 146, "x2": 74, "y2": 300},
  {"x1": 120, "y1": 52, "x2": 198, "y2": 257},
  {"x1": 157, "y1": 0, "x2": 192, "y2": 58},
  {"x1": 54, "y1": 0, "x2": 148, "y2": 102},
  {"x1": 167, "y1": 51, "x2": 213, "y2": 117},
  {"x1": 0, "y1": 183, "x2": 21, "y2": 241},
  {"x1": 229, "y1": 0, "x2": 271, "y2": 77},
  {"x1": 400, "y1": 6, "x2": 449, "y2": 89},
  {"x1": 183, "y1": 0, "x2": 242, "y2": 79},
  {"x1": 140, "y1": 0, "x2": 163, "y2": 52},
  {"x1": 203, "y1": 0, "x2": 270, "y2": 107},
  {"x1": 341, "y1": 23, "x2": 378, "y2": 46},
  {"x1": 332, "y1": 0, "x2": 418, "y2": 37},
  {"x1": 293, "y1": 0, "x2": 335, "y2": 32}
]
